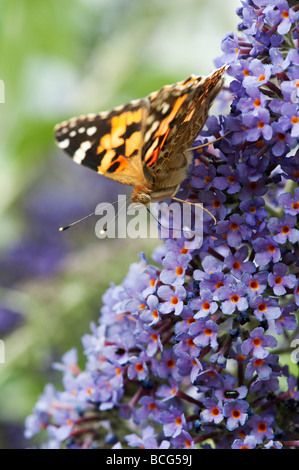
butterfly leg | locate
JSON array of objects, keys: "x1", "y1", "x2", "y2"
[
  {"x1": 170, "y1": 195, "x2": 217, "y2": 225},
  {"x1": 187, "y1": 130, "x2": 231, "y2": 152}
]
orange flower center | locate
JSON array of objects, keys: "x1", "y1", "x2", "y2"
[
  {"x1": 257, "y1": 121, "x2": 264, "y2": 129},
  {"x1": 167, "y1": 359, "x2": 175, "y2": 368},
  {"x1": 254, "y1": 358, "x2": 264, "y2": 367},
  {"x1": 277, "y1": 133, "x2": 286, "y2": 142},
  {"x1": 211, "y1": 407, "x2": 220, "y2": 416},
  {"x1": 116, "y1": 368, "x2": 122, "y2": 376},
  {"x1": 258, "y1": 303, "x2": 267, "y2": 312},
  {"x1": 149, "y1": 402, "x2": 157, "y2": 410},
  {"x1": 236, "y1": 354, "x2": 246, "y2": 362},
  {"x1": 216, "y1": 281, "x2": 224, "y2": 289},
  {"x1": 233, "y1": 261, "x2": 241, "y2": 270},
  {"x1": 230, "y1": 222, "x2": 239, "y2": 231},
  {"x1": 171, "y1": 297, "x2": 179, "y2": 305},
  {"x1": 70, "y1": 364, "x2": 80, "y2": 375},
  {"x1": 256, "y1": 139, "x2": 264, "y2": 148},
  {"x1": 176, "y1": 267, "x2": 184, "y2": 276},
  {"x1": 249, "y1": 181, "x2": 258, "y2": 190},
  {"x1": 254, "y1": 98, "x2": 261, "y2": 107},
  {"x1": 249, "y1": 280, "x2": 259, "y2": 290},
  {"x1": 204, "y1": 328, "x2": 213, "y2": 336},
  {"x1": 267, "y1": 244, "x2": 275, "y2": 253},
  {"x1": 203, "y1": 302, "x2": 211, "y2": 310},
  {"x1": 274, "y1": 276, "x2": 283, "y2": 285},
  {"x1": 231, "y1": 294, "x2": 240, "y2": 303},
  {"x1": 281, "y1": 225, "x2": 290, "y2": 234},
  {"x1": 258, "y1": 422, "x2": 267, "y2": 432},
  {"x1": 135, "y1": 363, "x2": 144, "y2": 372},
  {"x1": 253, "y1": 338, "x2": 261, "y2": 347},
  {"x1": 232, "y1": 409, "x2": 241, "y2": 419}
]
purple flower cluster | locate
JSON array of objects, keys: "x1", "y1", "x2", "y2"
[{"x1": 25, "y1": 0, "x2": 299, "y2": 449}]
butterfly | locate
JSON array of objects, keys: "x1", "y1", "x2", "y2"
[{"x1": 55, "y1": 66, "x2": 226, "y2": 209}]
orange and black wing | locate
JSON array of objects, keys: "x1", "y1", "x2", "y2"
[
  {"x1": 142, "y1": 66, "x2": 226, "y2": 173},
  {"x1": 54, "y1": 100, "x2": 149, "y2": 187}
]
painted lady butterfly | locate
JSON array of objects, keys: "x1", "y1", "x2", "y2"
[{"x1": 55, "y1": 66, "x2": 226, "y2": 207}]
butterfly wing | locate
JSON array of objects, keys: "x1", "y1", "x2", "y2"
[
  {"x1": 141, "y1": 66, "x2": 226, "y2": 188},
  {"x1": 54, "y1": 100, "x2": 149, "y2": 187}
]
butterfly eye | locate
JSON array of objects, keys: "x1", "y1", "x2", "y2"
[{"x1": 135, "y1": 193, "x2": 151, "y2": 205}]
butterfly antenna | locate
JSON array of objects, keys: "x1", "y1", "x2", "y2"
[
  {"x1": 59, "y1": 211, "x2": 96, "y2": 231},
  {"x1": 187, "y1": 130, "x2": 231, "y2": 152},
  {"x1": 59, "y1": 199, "x2": 122, "y2": 232}
]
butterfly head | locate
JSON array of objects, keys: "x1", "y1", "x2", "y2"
[
  {"x1": 131, "y1": 183, "x2": 181, "y2": 205},
  {"x1": 131, "y1": 191, "x2": 152, "y2": 205}
]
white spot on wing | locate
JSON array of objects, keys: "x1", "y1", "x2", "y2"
[
  {"x1": 144, "y1": 121, "x2": 159, "y2": 142},
  {"x1": 73, "y1": 141, "x2": 92, "y2": 164},
  {"x1": 86, "y1": 126, "x2": 97, "y2": 136},
  {"x1": 58, "y1": 138, "x2": 70, "y2": 149},
  {"x1": 73, "y1": 148, "x2": 86, "y2": 164},
  {"x1": 81, "y1": 141, "x2": 92, "y2": 151},
  {"x1": 160, "y1": 102, "x2": 170, "y2": 114}
]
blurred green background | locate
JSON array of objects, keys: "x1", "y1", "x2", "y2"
[{"x1": 0, "y1": 0, "x2": 239, "y2": 448}]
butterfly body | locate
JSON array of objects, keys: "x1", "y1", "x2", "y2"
[{"x1": 55, "y1": 66, "x2": 226, "y2": 205}]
